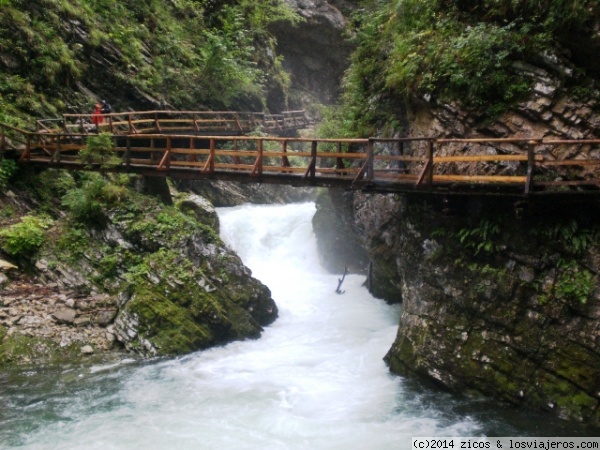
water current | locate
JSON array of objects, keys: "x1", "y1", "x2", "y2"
[{"x1": 0, "y1": 202, "x2": 596, "y2": 449}]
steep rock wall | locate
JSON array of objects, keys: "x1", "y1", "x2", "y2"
[
  {"x1": 270, "y1": 0, "x2": 356, "y2": 110},
  {"x1": 315, "y1": 189, "x2": 600, "y2": 426},
  {"x1": 312, "y1": 59, "x2": 600, "y2": 426}
]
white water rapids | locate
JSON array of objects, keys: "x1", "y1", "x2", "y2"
[{"x1": 1, "y1": 202, "x2": 589, "y2": 449}]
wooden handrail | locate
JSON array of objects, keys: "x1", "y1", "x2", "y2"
[{"x1": 5, "y1": 120, "x2": 600, "y2": 195}]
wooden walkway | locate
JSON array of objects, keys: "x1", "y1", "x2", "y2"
[
  {"x1": 34, "y1": 110, "x2": 311, "y2": 136},
  {"x1": 3, "y1": 112, "x2": 600, "y2": 197}
]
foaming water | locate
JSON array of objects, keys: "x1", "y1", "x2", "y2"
[{"x1": 1, "y1": 202, "x2": 595, "y2": 449}]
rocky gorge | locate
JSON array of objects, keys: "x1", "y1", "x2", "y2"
[
  {"x1": 312, "y1": 50, "x2": 600, "y2": 426},
  {"x1": 2, "y1": 0, "x2": 600, "y2": 431}
]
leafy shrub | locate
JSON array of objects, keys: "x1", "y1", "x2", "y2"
[
  {"x1": 61, "y1": 174, "x2": 129, "y2": 224},
  {"x1": 0, "y1": 158, "x2": 17, "y2": 190},
  {"x1": 0, "y1": 214, "x2": 53, "y2": 257},
  {"x1": 79, "y1": 133, "x2": 120, "y2": 169},
  {"x1": 554, "y1": 260, "x2": 594, "y2": 305},
  {"x1": 458, "y1": 219, "x2": 501, "y2": 255}
]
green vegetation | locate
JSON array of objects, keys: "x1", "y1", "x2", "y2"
[
  {"x1": 61, "y1": 173, "x2": 129, "y2": 224},
  {"x1": 458, "y1": 219, "x2": 501, "y2": 256},
  {"x1": 79, "y1": 133, "x2": 120, "y2": 169},
  {"x1": 535, "y1": 219, "x2": 595, "y2": 254},
  {"x1": 0, "y1": 214, "x2": 53, "y2": 258},
  {"x1": 0, "y1": 0, "x2": 299, "y2": 122},
  {"x1": 322, "y1": 0, "x2": 600, "y2": 136},
  {"x1": 0, "y1": 158, "x2": 17, "y2": 190}
]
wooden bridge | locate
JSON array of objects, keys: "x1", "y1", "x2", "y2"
[
  {"x1": 34, "y1": 109, "x2": 311, "y2": 136},
  {"x1": 3, "y1": 110, "x2": 600, "y2": 197}
]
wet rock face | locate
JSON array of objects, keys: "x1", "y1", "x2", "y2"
[
  {"x1": 270, "y1": 0, "x2": 356, "y2": 108},
  {"x1": 1, "y1": 190, "x2": 277, "y2": 363},
  {"x1": 379, "y1": 198, "x2": 600, "y2": 426},
  {"x1": 314, "y1": 189, "x2": 600, "y2": 425}
]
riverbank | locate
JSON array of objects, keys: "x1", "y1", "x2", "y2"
[{"x1": 0, "y1": 269, "x2": 121, "y2": 364}]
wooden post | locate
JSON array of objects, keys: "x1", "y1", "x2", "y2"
[
  {"x1": 125, "y1": 137, "x2": 132, "y2": 168},
  {"x1": 209, "y1": 138, "x2": 215, "y2": 173},
  {"x1": 256, "y1": 139, "x2": 264, "y2": 176},
  {"x1": 367, "y1": 138, "x2": 374, "y2": 181},
  {"x1": 310, "y1": 140, "x2": 317, "y2": 180},
  {"x1": 525, "y1": 142, "x2": 536, "y2": 194},
  {"x1": 427, "y1": 139, "x2": 434, "y2": 186},
  {"x1": 282, "y1": 140, "x2": 291, "y2": 168},
  {"x1": 336, "y1": 141, "x2": 345, "y2": 173}
]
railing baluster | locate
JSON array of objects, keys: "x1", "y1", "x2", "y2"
[
  {"x1": 525, "y1": 141, "x2": 536, "y2": 194},
  {"x1": 125, "y1": 137, "x2": 131, "y2": 168},
  {"x1": 282, "y1": 140, "x2": 290, "y2": 168},
  {"x1": 209, "y1": 138, "x2": 215, "y2": 173},
  {"x1": 367, "y1": 138, "x2": 374, "y2": 181}
]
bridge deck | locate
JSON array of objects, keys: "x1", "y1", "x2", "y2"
[{"x1": 3, "y1": 114, "x2": 600, "y2": 197}]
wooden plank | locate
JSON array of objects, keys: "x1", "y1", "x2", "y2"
[
  {"x1": 30, "y1": 144, "x2": 84, "y2": 151},
  {"x1": 169, "y1": 160, "x2": 211, "y2": 167},
  {"x1": 316, "y1": 152, "x2": 366, "y2": 159},
  {"x1": 374, "y1": 155, "x2": 424, "y2": 162},
  {"x1": 433, "y1": 155, "x2": 538, "y2": 163},
  {"x1": 432, "y1": 174, "x2": 527, "y2": 183},
  {"x1": 261, "y1": 166, "x2": 307, "y2": 173},
  {"x1": 535, "y1": 180, "x2": 600, "y2": 186},
  {"x1": 538, "y1": 159, "x2": 600, "y2": 167},
  {"x1": 436, "y1": 138, "x2": 538, "y2": 144},
  {"x1": 374, "y1": 173, "x2": 419, "y2": 180},
  {"x1": 316, "y1": 167, "x2": 361, "y2": 174},
  {"x1": 214, "y1": 163, "x2": 255, "y2": 170}
]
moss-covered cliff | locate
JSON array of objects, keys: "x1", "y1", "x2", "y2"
[
  {"x1": 0, "y1": 167, "x2": 277, "y2": 363},
  {"x1": 314, "y1": 189, "x2": 600, "y2": 425},
  {"x1": 0, "y1": 0, "x2": 299, "y2": 125}
]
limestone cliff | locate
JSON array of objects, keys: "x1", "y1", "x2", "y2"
[
  {"x1": 270, "y1": 0, "x2": 357, "y2": 111},
  {"x1": 315, "y1": 187, "x2": 600, "y2": 426}
]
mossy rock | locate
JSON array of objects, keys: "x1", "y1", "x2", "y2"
[{"x1": 0, "y1": 325, "x2": 80, "y2": 365}]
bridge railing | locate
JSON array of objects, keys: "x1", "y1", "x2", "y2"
[
  {"x1": 4, "y1": 123, "x2": 600, "y2": 194},
  {"x1": 35, "y1": 110, "x2": 310, "y2": 136}
]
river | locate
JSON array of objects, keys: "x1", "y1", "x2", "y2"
[{"x1": 0, "y1": 202, "x2": 595, "y2": 449}]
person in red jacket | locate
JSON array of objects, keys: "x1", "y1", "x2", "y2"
[{"x1": 92, "y1": 103, "x2": 103, "y2": 131}]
